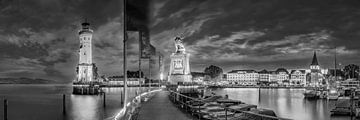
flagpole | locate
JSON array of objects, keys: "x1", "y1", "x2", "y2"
[
  {"x1": 123, "y1": 0, "x2": 128, "y2": 109},
  {"x1": 158, "y1": 53, "x2": 161, "y2": 89},
  {"x1": 149, "y1": 57, "x2": 151, "y2": 91},
  {"x1": 138, "y1": 31, "x2": 142, "y2": 102}
]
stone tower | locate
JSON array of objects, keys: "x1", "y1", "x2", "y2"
[
  {"x1": 309, "y1": 51, "x2": 322, "y2": 86},
  {"x1": 310, "y1": 51, "x2": 320, "y2": 72},
  {"x1": 76, "y1": 21, "x2": 94, "y2": 82}
]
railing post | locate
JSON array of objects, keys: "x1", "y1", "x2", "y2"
[
  {"x1": 4, "y1": 99, "x2": 7, "y2": 120},
  {"x1": 198, "y1": 103, "x2": 201, "y2": 120},
  {"x1": 62, "y1": 94, "x2": 66, "y2": 115},
  {"x1": 185, "y1": 97, "x2": 188, "y2": 112}
]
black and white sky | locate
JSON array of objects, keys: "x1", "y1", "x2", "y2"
[{"x1": 1, "y1": 0, "x2": 360, "y2": 83}]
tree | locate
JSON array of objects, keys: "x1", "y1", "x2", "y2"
[
  {"x1": 343, "y1": 64, "x2": 360, "y2": 79},
  {"x1": 127, "y1": 70, "x2": 144, "y2": 78},
  {"x1": 204, "y1": 65, "x2": 223, "y2": 82}
]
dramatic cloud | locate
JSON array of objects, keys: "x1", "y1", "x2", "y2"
[{"x1": 1, "y1": 0, "x2": 360, "y2": 82}]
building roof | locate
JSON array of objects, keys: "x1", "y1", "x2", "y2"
[
  {"x1": 258, "y1": 69, "x2": 269, "y2": 74},
  {"x1": 228, "y1": 70, "x2": 257, "y2": 73},
  {"x1": 290, "y1": 70, "x2": 306, "y2": 74},
  {"x1": 268, "y1": 71, "x2": 277, "y2": 74},
  {"x1": 311, "y1": 51, "x2": 319, "y2": 65},
  {"x1": 275, "y1": 68, "x2": 289, "y2": 74}
]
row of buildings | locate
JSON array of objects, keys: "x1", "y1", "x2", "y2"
[
  {"x1": 192, "y1": 51, "x2": 340, "y2": 86},
  {"x1": 225, "y1": 52, "x2": 327, "y2": 86},
  {"x1": 226, "y1": 69, "x2": 309, "y2": 86}
]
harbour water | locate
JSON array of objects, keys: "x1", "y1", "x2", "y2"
[
  {"x1": 0, "y1": 84, "x2": 142, "y2": 120},
  {"x1": 212, "y1": 88, "x2": 351, "y2": 120},
  {"x1": 0, "y1": 85, "x2": 353, "y2": 120}
]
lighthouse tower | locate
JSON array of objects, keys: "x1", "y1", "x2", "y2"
[{"x1": 77, "y1": 21, "x2": 94, "y2": 82}]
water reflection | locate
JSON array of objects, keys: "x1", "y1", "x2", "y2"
[
  {"x1": 69, "y1": 95, "x2": 102, "y2": 120},
  {"x1": 213, "y1": 88, "x2": 351, "y2": 120},
  {"x1": 0, "y1": 84, "x2": 147, "y2": 120}
]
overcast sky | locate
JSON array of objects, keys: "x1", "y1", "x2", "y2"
[{"x1": 1, "y1": 0, "x2": 360, "y2": 83}]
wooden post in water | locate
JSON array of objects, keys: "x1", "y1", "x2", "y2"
[
  {"x1": 121, "y1": 92, "x2": 123, "y2": 105},
  {"x1": 225, "y1": 107, "x2": 227, "y2": 120},
  {"x1": 4, "y1": 99, "x2": 7, "y2": 120},
  {"x1": 258, "y1": 86, "x2": 261, "y2": 103},
  {"x1": 62, "y1": 94, "x2": 66, "y2": 114},
  {"x1": 103, "y1": 92, "x2": 106, "y2": 108}
]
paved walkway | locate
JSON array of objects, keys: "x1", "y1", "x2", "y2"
[{"x1": 137, "y1": 90, "x2": 193, "y2": 120}]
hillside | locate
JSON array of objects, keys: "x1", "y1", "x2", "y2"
[{"x1": 0, "y1": 77, "x2": 57, "y2": 84}]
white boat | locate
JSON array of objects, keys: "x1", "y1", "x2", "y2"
[
  {"x1": 303, "y1": 89, "x2": 319, "y2": 99},
  {"x1": 328, "y1": 89, "x2": 340, "y2": 100}
]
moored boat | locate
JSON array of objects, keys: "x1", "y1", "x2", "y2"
[
  {"x1": 328, "y1": 89, "x2": 340, "y2": 100},
  {"x1": 331, "y1": 97, "x2": 352, "y2": 115},
  {"x1": 304, "y1": 89, "x2": 319, "y2": 99}
]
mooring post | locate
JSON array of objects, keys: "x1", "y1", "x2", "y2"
[
  {"x1": 258, "y1": 87, "x2": 261, "y2": 103},
  {"x1": 4, "y1": 99, "x2": 8, "y2": 120},
  {"x1": 121, "y1": 92, "x2": 123, "y2": 105},
  {"x1": 63, "y1": 94, "x2": 66, "y2": 114},
  {"x1": 103, "y1": 92, "x2": 106, "y2": 108},
  {"x1": 225, "y1": 107, "x2": 227, "y2": 120}
]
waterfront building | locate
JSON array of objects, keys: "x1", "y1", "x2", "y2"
[
  {"x1": 308, "y1": 51, "x2": 324, "y2": 86},
  {"x1": 275, "y1": 68, "x2": 290, "y2": 85},
  {"x1": 222, "y1": 74, "x2": 227, "y2": 81},
  {"x1": 259, "y1": 69, "x2": 270, "y2": 84},
  {"x1": 340, "y1": 78, "x2": 360, "y2": 88},
  {"x1": 269, "y1": 71, "x2": 278, "y2": 83},
  {"x1": 107, "y1": 76, "x2": 144, "y2": 86},
  {"x1": 168, "y1": 36, "x2": 192, "y2": 85},
  {"x1": 226, "y1": 70, "x2": 259, "y2": 85},
  {"x1": 191, "y1": 72, "x2": 206, "y2": 83},
  {"x1": 75, "y1": 21, "x2": 97, "y2": 83},
  {"x1": 290, "y1": 70, "x2": 306, "y2": 85}
]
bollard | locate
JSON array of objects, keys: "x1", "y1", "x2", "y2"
[
  {"x1": 63, "y1": 94, "x2": 66, "y2": 114},
  {"x1": 103, "y1": 92, "x2": 106, "y2": 108},
  {"x1": 4, "y1": 99, "x2": 8, "y2": 120}
]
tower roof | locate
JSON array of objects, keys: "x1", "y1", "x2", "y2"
[
  {"x1": 79, "y1": 19, "x2": 93, "y2": 34},
  {"x1": 311, "y1": 51, "x2": 319, "y2": 65}
]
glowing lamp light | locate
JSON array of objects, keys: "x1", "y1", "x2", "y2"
[
  {"x1": 160, "y1": 73, "x2": 164, "y2": 80},
  {"x1": 330, "y1": 90, "x2": 337, "y2": 94}
]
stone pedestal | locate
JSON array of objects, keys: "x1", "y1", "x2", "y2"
[{"x1": 168, "y1": 53, "x2": 192, "y2": 85}]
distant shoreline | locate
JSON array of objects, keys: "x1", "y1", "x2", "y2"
[{"x1": 207, "y1": 86, "x2": 306, "y2": 89}]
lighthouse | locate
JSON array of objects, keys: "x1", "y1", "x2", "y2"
[{"x1": 76, "y1": 21, "x2": 94, "y2": 83}]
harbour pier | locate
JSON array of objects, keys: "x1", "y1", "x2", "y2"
[{"x1": 137, "y1": 90, "x2": 193, "y2": 120}]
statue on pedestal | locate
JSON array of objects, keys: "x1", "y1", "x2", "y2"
[{"x1": 168, "y1": 36, "x2": 192, "y2": 85}]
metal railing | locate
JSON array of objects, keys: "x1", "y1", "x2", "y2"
[
  {"x1": 168, "y1": 90, "x2": 292, "y2": 120},
  {"x1": 114, "y1": 88, "x2": 162, "y2": 120}
]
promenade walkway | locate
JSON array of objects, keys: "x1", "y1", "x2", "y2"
[{"x1": 137, "y1": 90, "x2": 193, "y2": 120}]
